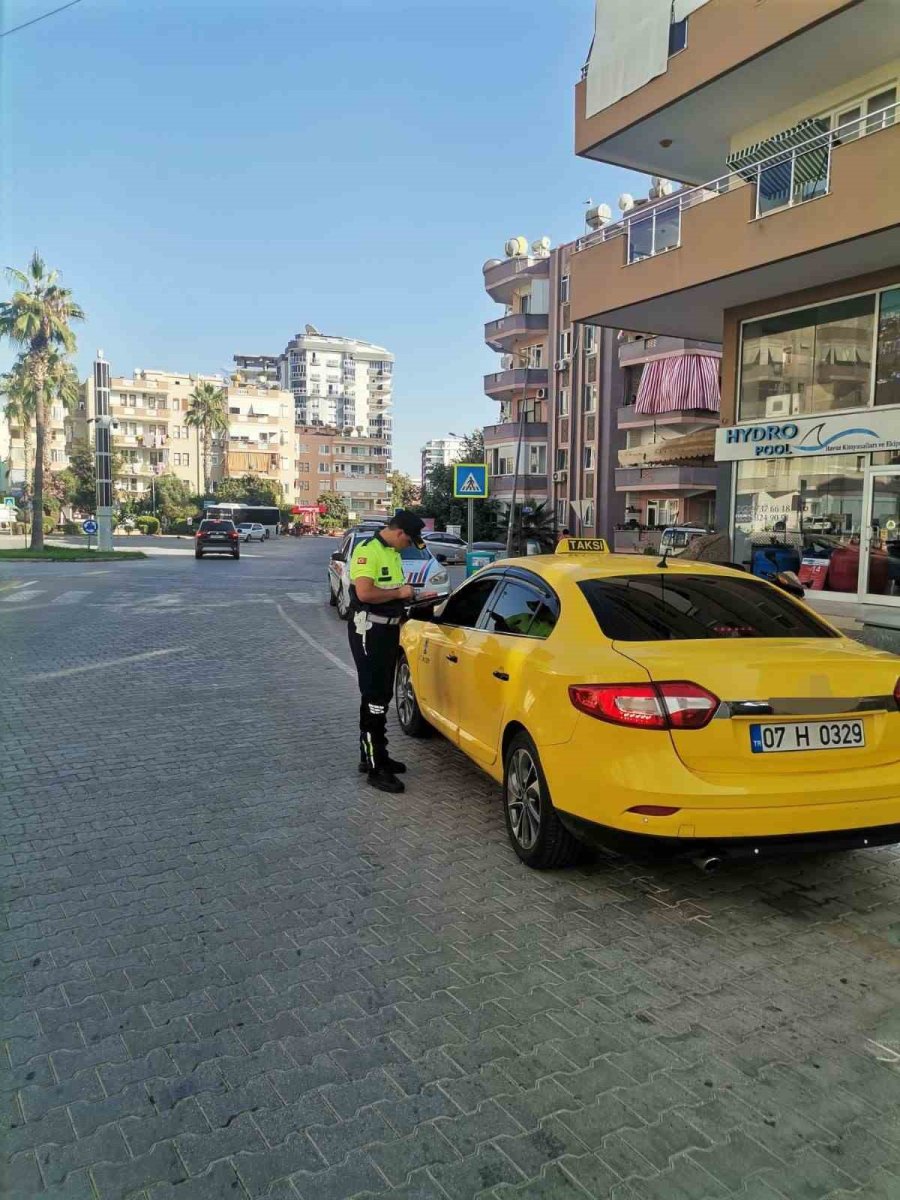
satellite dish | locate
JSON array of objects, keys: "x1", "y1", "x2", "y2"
[
  {"x1": 483, "y1": 258, "x2": 503, "y2": 271},
  {"x1": 617, "y1": 194, "x2": 634, "y2": 213},
  {"x1": 305, "y1": 323, "x2": 319, "y2": 335},
  {"x1": 649, "y1": 177, "x2": 674, "y2": 198},
  {"x1": 531, "y1": 236, "x2": 551, "y2": 255},
  {"x1": 504, "y1": 235, "x2": 528, "y2": 258}
]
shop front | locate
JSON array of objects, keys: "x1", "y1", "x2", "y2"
[{"x1": 716, "y1": 283, "x2": 900, "y2": 619}]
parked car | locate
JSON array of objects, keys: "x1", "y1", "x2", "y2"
[
  {"x1": 328, "y1": 530, "x2": 450, "y2": 619},
  {"x1": 195, "y1": 518, "x2": 240, "y2": 560},
  {"x1": 422, "y1": 530, "x2": 467, "y2": 564},
  {"x1": 237, "y1": 522, "x2": 266, "y2": 543}
]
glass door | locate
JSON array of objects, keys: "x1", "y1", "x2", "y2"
[{"x1": 860, "y1": 466, "x2": 900, "y2": 605}]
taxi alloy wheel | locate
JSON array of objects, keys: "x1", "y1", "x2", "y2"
[
  {"x1": 503, "y1": 731, "x2": 581, "y2": 869},
  {"x1": 336, "y1": 586, "x2": 350, "y2": 621},
  {"x1": 394, "y1": 654, "x2": 430, "y2": 737},
  {"x1": 328, "y1": 577, "x2": 337, "y2": 606}
]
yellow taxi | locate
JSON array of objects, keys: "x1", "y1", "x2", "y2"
[{"x1": 394, "y1": 539, "x2": 900, "y2": 869}]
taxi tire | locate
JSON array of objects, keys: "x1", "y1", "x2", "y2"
[
  {"x1": 328, "y1": 580, "x2": 337, "y2": 606},
  {"x1": 503, "y1": 731, "x2": 581, "y2": 870},
  {"x1": 394, "y1": 654, "x2": 430, "y2": 738},
  {"x1": 336, "y1": 587, "x2": 350, "y2": 620}
]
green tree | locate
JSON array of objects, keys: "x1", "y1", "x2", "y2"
[
  {"x1": 153, "y1": 473, "x2": 194, "y2": 526},
  {"x1": 0, "y1": 252, "x2": 84, "y2": 550},
  {"x1": 455, "y1": 429, "x2": 485, "y2": 465},
  {"x1": 184, "y1": 381, "x2": 227, "y2": 495},
  {"x1": 507, "y1": 500, "x2": 556, "y2": 554},
  {"x1": 61, "y1": 438, "x2": 126, "y2": 514},
  {"x1": 0, "y1": 356, "x2": 34, "y2": 495},
  {"x1": 317, "y1": 490, "x2": 349, "y2": 530},
  {"x1": 215, "y1": 473, "x2": 282, "y2": 506},
  {"x1": 388, "y1": 470, "x2": 418, "y2": 512}
]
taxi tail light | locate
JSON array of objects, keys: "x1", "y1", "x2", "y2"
[
  {"x1": 568, "y1": 681, "x2": 718, "y2": 730},
  {"x1": 894, "y1": 678, "x2": 900, "y2": 708}
]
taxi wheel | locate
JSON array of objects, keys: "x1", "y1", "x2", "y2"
[
  {"x1": 504, "y1": 732, "x2": 581, "y2": 869},
  {"x1": 394, "y1": 654, "x2": 430, "y2": 737},
  {"x1": 328, "y1": 579, "x2": 337, "y2": 606},
  {"x1": 336, "y1": 588, "x2": 350, "y2": 620}
]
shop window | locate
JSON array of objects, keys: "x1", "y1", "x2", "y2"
[
  {"x1": 733, "y1": 453, "x2": 865, "y2": 590},
  {"x1": 739, "y1": 294, "x2": 876, "y2": 421}
]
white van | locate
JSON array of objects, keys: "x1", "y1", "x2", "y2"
[{"x1": 659, "y1": 525, "x2": 707, "y2": 556}]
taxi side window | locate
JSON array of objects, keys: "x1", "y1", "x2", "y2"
[
  {"x1": 482, "y1": 581, "x2": 557, "y2": 639},
  {"x1": 439, "y1": 577, "x2": 499, "y2": 628}
]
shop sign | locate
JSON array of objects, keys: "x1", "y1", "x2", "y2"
[{"x1": 716, "y1": 409, "x2": 900, "y2": 462}]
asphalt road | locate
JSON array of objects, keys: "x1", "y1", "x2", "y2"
[{"x1": 3, "y1": 536, "x2": 900, "y2": 1200}]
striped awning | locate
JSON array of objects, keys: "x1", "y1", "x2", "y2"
[
  {"x1": 634, "y1": 352, "x2": 720, "y2": 415},
  {"x1": 726, "y1": 117, "x2": 830, "y2": 187},
  {"x1": 618, "y1": 427, "x2": 716, "y2": 468}
]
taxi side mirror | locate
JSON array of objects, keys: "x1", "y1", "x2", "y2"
[{"x1": 772, "y1": 570, "x2": 805, "y2": 599}]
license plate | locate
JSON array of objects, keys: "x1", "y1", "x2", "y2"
[
  {"x1": 750, "y1": 720, "x2": 865, "y2": 754},
  {"x1": 209, "y1": 534, "x2": 224, "y2": 539}
]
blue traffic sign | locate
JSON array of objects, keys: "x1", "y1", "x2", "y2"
[
  {"x1": 452, "y1": 463, "x2": 488, "y2": 500},
  {"x1": 82, "y1": 518, "x2": 98, "y2": 535}
]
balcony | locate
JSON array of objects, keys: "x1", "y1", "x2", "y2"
[
  {"x1": 486, "y1": 473, "x2": 549, "y2": 499},
  {"x1": 615, "y1": 465, "x2": 718, "y2": 493},
  {"x1": 617, "y1": 405, "x2": 719, "y2": 431},
  {"x1": 484, "y1": 313, "x2": 548, "y2": 351},
  {"x1": 483, "y1": 421, "x2": 548, "y2": 443},
  {"x1": 571, "y1": 113, "x2": 900, "y2": 342},
  {"x1": 576, "y1": 1, "x2": 890, "y2": 179},
  {"x1": 618, "y1": 335, "x2": 721, "y2": 366},
  {"x1": 482, "y1": 255, "x2": 549, "y2": 304},
  {"x1": 483, "y1": 368, "x2": 548, "y2": 399}
]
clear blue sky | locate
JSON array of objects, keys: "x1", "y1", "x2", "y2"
[{"x1": 2, "y1": 0, "x2": 645, "y2": 475}]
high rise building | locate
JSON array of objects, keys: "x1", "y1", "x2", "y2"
[
  {"x1": 571, "y1": 0, "x2": 900, "y2": 613},
  {"x1": 295, "y1": 425, "x2": 390, "y2": 519},
  {"x1": 420, "y1": 436, "x2": 463, "y2": 490}
]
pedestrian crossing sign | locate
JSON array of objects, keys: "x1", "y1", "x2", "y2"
[{"x1": 452, "y1": 463, "x2": 488, "y2": 499}]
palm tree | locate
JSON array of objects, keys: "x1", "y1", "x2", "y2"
[
  {"x1": 0, "y1": 253, "x2": 84, "y2": 550},
  {"x1": 185, "y1": 381, "x2": 228, "y2": 495}
]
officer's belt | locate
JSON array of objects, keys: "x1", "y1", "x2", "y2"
[{"x1": 364, "y1": 611, "x2": 402, "y2": 626}]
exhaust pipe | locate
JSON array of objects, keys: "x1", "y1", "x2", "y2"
[{"x1": 691, "y1": 854, "x2": 723, "y2": 875}]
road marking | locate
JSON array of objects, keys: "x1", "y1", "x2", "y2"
[
  {"x1": 51, "y1": 591, "x2": 90, "y2": 605},
  {"x1": 24, "y1": 646, "x2": 186, "y2": 682},
  {"x1": 1, "y1": 588, "x2": 43, "y2": 604},
  {"x1": 276, "y1": 603, "x2": 355, "y2": 680},
  {"x1": 287, "y1": 592, "x2": 318, "y2": 605}
]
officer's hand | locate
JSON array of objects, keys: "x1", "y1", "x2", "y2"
[{"x1": 398, "y1": 583, "x2": 415, "y2": 601}]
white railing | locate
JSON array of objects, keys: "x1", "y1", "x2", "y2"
[{"x1": 575, "y1": 101, "x2": 897, "y2": 263}]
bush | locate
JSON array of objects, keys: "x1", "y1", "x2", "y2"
[
  {"x1": 136, "y1": 516, "x2": 160, "y2": 535},
  {"x1": 63, "y1": 521, "x2": 81, "y2": 535},
  {"x1": 168, "y1": 520, "x2": 195, "y2": 536},
  {"x1": 42, "y1": 517, "x2": 56, "y2": 535}
]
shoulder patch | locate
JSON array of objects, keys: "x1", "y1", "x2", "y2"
[{"x1": 357, "y1": 556, "x2": 367, "y2": 564}]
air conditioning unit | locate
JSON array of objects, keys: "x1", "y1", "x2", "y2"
[
  {"x1": 765, "y1": 392, "x2": 801, "y2": 417},
  {"x1": 554, "y1": 358, "x2": 570, "y2": 372},
  {"x1": 536, "y1": 388, "x2": 547, "y2": 399},
  {"x1": 553, "y1": 469, "x2": 568, "y2": 482}
]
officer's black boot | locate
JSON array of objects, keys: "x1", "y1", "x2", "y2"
[
  {"x1": 358, "y1": 756, "x2": 406, "y2": 775},
  {"x1": 366, "y1": 766, "x2": 405, "y2": 794}
]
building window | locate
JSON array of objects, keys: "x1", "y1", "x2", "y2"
[
  {"x1": 556, "y1": 499, "x2": 568, "y2": 524},
  {"x1": 297, "y1": 462, "x2": 310, "y2": 472},
  {"x1": 319, "y1": 462, "x2": 330, "y2": 473},
  {"x1": 582, "y1": 384, "x2": 597, "y2": 413},
  {"x1": 527, "y1": 444, "x2": 547, "y2": 475},
  {"x1": 583, "y1": 445, "x2": 594, "y2": 470},
  {"x1": 668, "y1": 17, "x2": 687, "y2": 56},
  {"x1": 319, "y1": 445, "x2": 330, "y2": 455},
  {"x1": 527, "y1": 344, "x2": 544, "y2": 368},
  {"x1": 739, "y1": 293, "x2": 877, "y2": 422},
  {"x1": 559, "y1": 275, "x2": 570, "y2": 304},
  {"x1": 297, "y1": 481, "x2": 310, "y2": 492},
  {"x1": 875, "y1": 287, "x2": 900, "y2": 407},
  {"x1": 583, "y1": 325, "x2": 596, "y2": 353},
  {"x1": 558, "y1": 330, "x2": 572, "y2": 359},
  {"x1": 557, "y1": 387, "x2": 569, "y2": 416},
  {"x1": 583, "y1": 500, "x2": 594, "y2": 528},
  {"x1": 555, "y1": 448, "x2": 568, "y2": 472}
]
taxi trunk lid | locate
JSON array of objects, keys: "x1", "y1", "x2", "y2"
[{"x1": 614, "y1": 638, "x2": 900, "y2": 777}]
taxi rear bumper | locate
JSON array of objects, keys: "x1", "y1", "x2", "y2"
[{"x1": 558, "y1": 810, "x2": 900, "y2": 862}]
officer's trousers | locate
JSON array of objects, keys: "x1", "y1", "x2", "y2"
[{"x1": 347, "y1": 614, "x2": 401, "y2": 770}]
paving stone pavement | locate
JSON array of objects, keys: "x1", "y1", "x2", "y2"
[{"x1": 2, "y1": 539, "x2": 900, "y2": 1199}]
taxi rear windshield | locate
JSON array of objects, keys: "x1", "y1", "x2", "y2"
[{"x1": 578, "y1": 574, "x2": 837, "y2": 641}]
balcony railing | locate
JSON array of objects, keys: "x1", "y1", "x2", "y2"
[
  {"x1": 484, "y1": 313, "x2": 549, "y2": 346},
  {"x1": 484, "y1": 367, "x2": 549, "y2": 395},
  {"x1": 575, "y1": 101, "x2": 898, "y2": 264}
]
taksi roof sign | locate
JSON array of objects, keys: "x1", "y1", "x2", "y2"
[
  {"x1": 453, "y1": 463, "x2": 488, "y2": 499},
  {"x1": 716, "y1": 409, "x2": 900, "y2": 463}
]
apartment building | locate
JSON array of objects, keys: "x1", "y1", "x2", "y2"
[
  {"x1": 295, "y1": 425, "x2": 390, "y2": 519},
  {"x1": 2, "y1": 399, "x2": 71, "y2": 498},
  {"x1": 420, "y1": 436, "x2": 463, "y2": 490},
  {"x1": 572, "y1": 0, "x2": 900, "y2": 615},
  {"x1": 78, "y1": 369, "x2": 295, "y2": 503}
]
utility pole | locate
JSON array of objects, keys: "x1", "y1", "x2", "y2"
[{"x1": 93, "y1": 352, "x2": 114, "y2": 552}]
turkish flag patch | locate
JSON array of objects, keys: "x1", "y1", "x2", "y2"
[{"x1": 357, "y1": 557, "x2": 367, "y2": 564}]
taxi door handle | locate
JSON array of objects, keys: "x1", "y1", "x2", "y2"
[
  {"x1": 446, "y1": 654, "x2": 458, "y2": 663},
  {"x1": 493, "y1": 670, "x2": 510, "y2": 681}
]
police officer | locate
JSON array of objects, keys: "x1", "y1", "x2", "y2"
[{"x1": 348, "y1": 511, "x2": 436, "y2": 793}]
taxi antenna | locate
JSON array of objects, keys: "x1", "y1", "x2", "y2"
[{"x1": 657, "y1": 548, "x2": 670, "y2": 569}]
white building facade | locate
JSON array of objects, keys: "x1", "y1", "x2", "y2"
[{"x1": 420, "y1": 437, "x2": 463, "y2": 489}]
